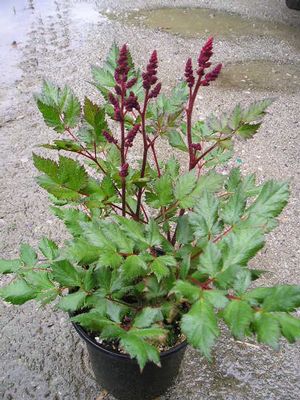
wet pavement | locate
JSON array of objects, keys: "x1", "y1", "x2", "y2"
[{"x1": 0, "y1": 1, "x2": 300, "y2": 399}]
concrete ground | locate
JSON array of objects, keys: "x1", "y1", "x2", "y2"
[{"x1": 0, "y1": 0, "x2": 299, "y2": 399}]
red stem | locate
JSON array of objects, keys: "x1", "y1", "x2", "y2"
[{"x1": 136, "y1": 91, "x2": 149, "y2": 219}]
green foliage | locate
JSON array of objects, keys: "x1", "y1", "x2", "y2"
[
  {"x1": 1, "y1": 43, "x2": 298, "y2": 371},
  {"x1": 181, "y1": 299, "x2": 219, "y2": 358}
]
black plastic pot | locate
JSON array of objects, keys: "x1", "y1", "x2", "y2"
[{"x1": 72, "y1": 322, "x2": 187, "y2": 400}]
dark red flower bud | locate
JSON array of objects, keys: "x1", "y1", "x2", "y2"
[
  {"x1": 125, "y1": 124, "x2": 140, "y2": 147},
  {"x1": 126, "y1": 77, "x2": 137, "y2": 89},
  {"x1": 103, "y1": 130, "x2": 118, "y2": 145},
  {"x1": 119, "y1": 162, "x2": 129, "y2": 177},
  {"x1": 201, "y1": 63, "x2": 222, "y2": 86},
  {"x1": 114, "y1": 84, "x2": 122, "y2": 95},
  {"x1": 108, "y1": 92, "x2": 119, "y2": 107},
  {"x1": 185, "y1": 58, "x2": 195, "y2": 88},
  {"x1": 143, "y1": 50, "x2": 158, "y2": 90},
  {"x1": 124, "y1": 91, "x2": 140, "y2": 112},
  {"x1": 114, "y1": 108, "x2": 122, "y2": 122},
  {"x1": 191, "y1": 143, "x2": 202, "y2": 151},
  {"x1": 197, "y1": 37, "x2": 214, "y2": 75},
  {"x1": 149, "y1": 82, "x2": 162, "y2": 99},
  {"x1": 115, "y1": 44, "x2": 130, "y2": 84}
]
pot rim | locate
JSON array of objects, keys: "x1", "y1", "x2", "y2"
[{"x1": 72, "y1": 321, "x2": 187, "y2": 360}]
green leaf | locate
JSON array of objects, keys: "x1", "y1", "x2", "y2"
[
  {"x1": 253, "y1": 312, "x2": 280, "y2": 349},
  {"x1": 98, "y1": 249, "x2": 123, "y2": 269},
  {"x1": 51, "y1": 260, "x2": 81, "y2": 287},
  {"x1": 36, "y1": 99, "x2": 64, "y2": 132},
  {"x1": 203, "y1": 290, "x2": 228, "y2": 308},
  {"x1": 41, "y1": 139, "x2": 82, "y2": 153},
  {"x1": 261, "y1": 285, "x2": 300, "y2": 312},
  {"x1": 20, "y1": 244, "x2": 37, "y2": 267},
  {"x1": 59, "y1": 86, "x2": 81, "y2": 128},
  {"x1": 0, "y1": 279, "x2": 37, "y2": 304},
  {"x1": 145, "y1": 175, "x2": 174, "y2": 208},
  {"x1": 220, "y1": 229, "x2": 265, "y2": 270},
  {"x1": 181, "y1": 299, "x2": 219, "y2": 358},
  {"x1": 198, "y1": 241, "x2": 222, "y2": 276},
  {"x1": 236, "y1": 123, "x2": 261, "y2": 139},
  {"x1": 145, "y1": 219, "x2": 163, "y2": 247},
  {"x1": 151, "y1": 258, "x2": 170, "y2": 282},
  {"x1": 168, "y1": 130, "x2": 188, "y2": 152},
  {"x1": 189, "y1": 191, "x2": 222, "y2": 240},
  {"x1": 122, "y1": 255, "x2": 147, "y2": 281},
  {"x1": 275, "y1": 313, "x2": 300, "y2": 343},
  {"x1": 233, "y1": 269, "x2": 252, "y2": 294},
  {"x1": 83, "y1": 98, "x2": 108, "y2": 143},
  {"x1": 223, "y1": 300, "x2": 253, "y2": 339},
  {"x1": 51, "y1": 207, "x2": 89, "y2": 237},
  {"x1": 35, "y1": 81, "x2": 81, "y2": 132},
  {"x1": 133, "y1": 307, "x2": 163, "y2": 328},
  {"x1": 66, "y1": 239, "x2": 101, "y2": 265},
  {"x1": 0, "y1": 259, "x2": 21, "y2": 274},
  {"x1": 39, "y1": 237, "x2": 58, "y2": 260},
  {"x1": 247, "y1": 180, "x2": 289, "y2": 220},
  {"x1": 170, "y1": 280, "x2": 202, "y2": 303},
  {"x1": 72, "y1": 310, "x2": 117, "y2": 331},
  {"x1": 220, "y1": 186, "x2": 247, "y2": 225},
  {"x1": 58, "y1": 290, "x2": 86, "y2": 312},
  {"x1": 174, "y1": 171, "x2": 197, "y2": 207},
  {"x1": 176, "y1": 215, "x2": 193, "y2": 245},
  {"x1": 242, "y1": 98, "x2": 274, "y2": 123},
  {"x1": 120, "y1": 333, "x2": 161, "y2": 371},
  {"x1": 33, "y1": 154, "x2": 88, "y2": 200}
]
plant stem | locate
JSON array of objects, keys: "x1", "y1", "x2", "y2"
[
  {"x1": 136, "y1": 92, "x2": 149, "y2": 218},
  {"x1": 120, "y1": 83, "x2": 126, "y2": 217}
]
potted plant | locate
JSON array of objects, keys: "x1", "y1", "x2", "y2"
[{"x1": 1, "y1": 38, "x2": 299, "y2": 400}]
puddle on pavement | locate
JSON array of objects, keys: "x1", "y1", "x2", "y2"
[
  {"x1": 120, "y1": 7, "x2": 300, "y2": 48},
  {"x1": 0, "y1": 0, "x2": 106, "y2": 88},
  {"x1": 219, "y1": 60, "x2": 300, "y2": 93}
]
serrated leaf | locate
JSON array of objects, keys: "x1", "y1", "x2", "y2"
[
  {"x1": 83, "y1": 97, "x2": 108, "y2": 143},
  {"x1": 120, "y1": 333, "x2": 161, "y2": 371},
  {"x1": 39, "y1": 237, "x2": 58, "y2": 260},
  {"x1": 168, "y1": 130, "x2": 188, "y2": 151},
  {"x1": 133, "y1": 307, "x2": 163, "y2": 328},
  {"x1": 198, "y1": 241, "x2": 222, "y2": 276},
  {"x1": 223, "y1": 300, "x2": 253, "y2": 339},
  {"x1": 58, "y1": 290, "x2": 86, "y2": 312},
  {"x1": 98, "y1": 249, "x2": 123, "y2": 268},
  {"x1": 233, "y1": 269, "x2": 252, "y2": 294},
  {"x1": 262, "y1": 285, "x2": 300, "y2": 312},
  {"x1": 242, "y1": 98, "x2": 274, "y2": 123},
  {"x1": 176, "y1": 214, "x2": 193, "y2": 245},
  {"x1": 51, "y1": 207, "x2": 89, "y2": 237},
  {"x1": 20, "y1": 244, "x2": 37, "y2": 267},
  {"x1": 151, "y1": 258, "x2": 170, "y2": 282},
  {"x1": 189, "y1": 191, "x2": 222, "y2": 240},
  {"x1": 0, "y1": 279, "x2": 37, "y2": 304},
  {"x1": 181, "y1": 299, "x2": 219, "y2": 358},
  {"x1": 33, "y1": 154, "x2": 88, "y2": 200},
  {"x1": 253, "y1": 312, "x2": 280, "y2": 349},
  {"x1": 274, "y1": 313, "x2": 300, "y2": 343},
  {"x1": 174, "y1": 170, "x2": 197, "y2": 206},
  {"x1": 0, "y1": 259, "x2": 21, "y2": 274},
  {"x1": 220, "y1": 229, "x2": 265, "y2": 270},
  {"x1": 236, "y1": 123, "x2": 261, "y2": 139},
  {"x1": 170, "y1": 280, "x2": 202, "y2": 303},
  {"x1": 51, "y1": 260, "x2": 81, "y2": 287},
  {"x1": 72, "y1": 310, "x2": 117, "y2": 332},
  {"x1": 122, "y1": 255, "x2": 147, "y2": 281},
  {"x1": 145, "y1": 219, "x2": 163, "y2": 247},
  {"x1": 221, "y1": 186, "x2": 247, "y2": 225},
  {"x1": 247, "y1": 180, "x2": 289, "y2": 220},
  {"x1": 203, "y1": 290, "x2": 229, "y2": 308}
]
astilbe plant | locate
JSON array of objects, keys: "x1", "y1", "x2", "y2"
[{"x1": 1, "y1": 38, "x2": 300, "y2": 371}]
